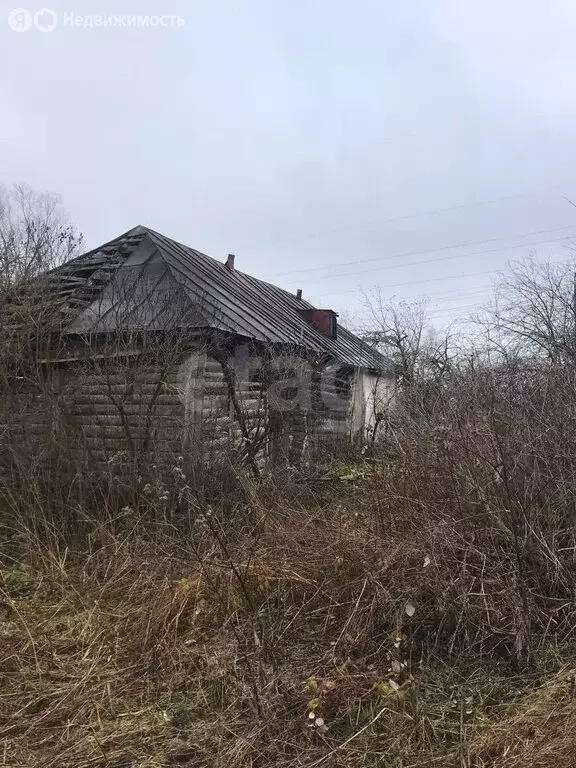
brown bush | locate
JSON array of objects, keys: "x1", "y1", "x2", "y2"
[{"x1": 2, "y1": 357, "x2": 576, "y2": 766}]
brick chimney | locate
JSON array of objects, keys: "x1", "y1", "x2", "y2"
[
  {"x1": 296, "y1": 289, "x2": 302, "y2": 300},
  {"x1": 224, "y1": 253, "x2": 235, "y2": 272},
  {"x1": 299, "y1": 308, "x2": 338, "y2": 339}
]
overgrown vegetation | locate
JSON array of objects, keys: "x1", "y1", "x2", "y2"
[
  {"x1": 3, "y1": 351, "x2": 576, "y2": 767},
  {"x1": 2, "y1": 185, "x2": 576, "y2": 766}
]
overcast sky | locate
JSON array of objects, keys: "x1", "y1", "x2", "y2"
[{"x1": 2, "y1": 0, "x2": 576, "y2": 327}]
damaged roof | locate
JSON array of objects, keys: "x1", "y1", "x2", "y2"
[{"x1": 39, "y1": 225, "x2": 394, "y2": 372}]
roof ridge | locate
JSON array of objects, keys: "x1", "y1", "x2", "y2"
[
  {"x1": 144, "y1": 230, "x2": 392, "y2": 369},
  {"x1": 142, "y1": 227, "x2": 315, "y2": 309},
  {"x1": 37, "y1": 225, "x2": 394, "y2": 371}
]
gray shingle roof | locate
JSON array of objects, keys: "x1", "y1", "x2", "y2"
[{"x1": 45, "y1": 225, "x2": 394, "y2": 372}]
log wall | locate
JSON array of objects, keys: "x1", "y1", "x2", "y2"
[{"x1": 0, "y1": 342, "x2": 361, "y2": 468}]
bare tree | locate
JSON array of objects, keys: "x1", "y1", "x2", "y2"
[
  {"x1": 480, "y1": 255, "x2": 576, "y2": 364},
  {"x1": 0, "y1": 185, "x2": 83, "y2": 404},
  {"x1": 0, "y1": 183, "x2": 83, "y2": 288},
  {"x1": 362, "y1": 293, "x2": 453, "y2": 385}
]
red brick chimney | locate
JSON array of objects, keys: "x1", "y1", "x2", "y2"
[{"x1": 299, "y1": 308, "x2": 338, "y2": 339}]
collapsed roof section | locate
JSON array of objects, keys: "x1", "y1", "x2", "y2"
[{"x1": 32, "y1": 225, "x2": 394, "y2": 372}]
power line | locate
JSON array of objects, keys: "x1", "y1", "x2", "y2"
[
  {"x1": 287, "y1": 233, "x2": 575, "y2": 289},
  {"x1": 243, "y1": 188, "x2": 556, "y2": 250},
  {"x1": 399, "y1": 286, "x2": 494, "y2": 302},
  {"x1": 419, "y1": 292, "x2": 491, "y2": 307},
  {"x1": 360, "y1": 286, "x2": 493, "y2": 305},
  {"x1": 427, "y1": 303, "x2": 485, "y2": 316},
  {"x1": 271, "y1": 223, "x2": 576, "y2": 280},
  {"x1": 313, "y1": 268, "x2": 502, "y2": 299}
]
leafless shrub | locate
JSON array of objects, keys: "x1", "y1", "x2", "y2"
[
  {"x1": 362, "y1": 292, "x2": 454, "y2": 385},
  {"x1": 5, "y1": 230, "x2": 576, "y2": 765},
  {"x1": 0, "y1": 183, "x2": 82, "y2": 288},
  {"x1": 479, "y1": 254, "x2": 576, "y2": 363}
]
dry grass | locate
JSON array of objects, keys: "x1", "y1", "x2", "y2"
[
  {"x1": 470, "y1": 668, "x2": 576, "y2": 768},
  {"x1": 0, "y1": 469, "x2": 573, "y2": 768},
  {"x1": 3, "y1": 360, "x2": 576, "y2": 766}
]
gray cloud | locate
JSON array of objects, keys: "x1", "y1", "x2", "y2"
[{"x1": 2, "y1": 0, "x2": 576, "y2": 327}]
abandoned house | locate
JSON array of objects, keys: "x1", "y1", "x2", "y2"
[{"x1": 0, "y1": 225, "x2": 395, "y2": 466}]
